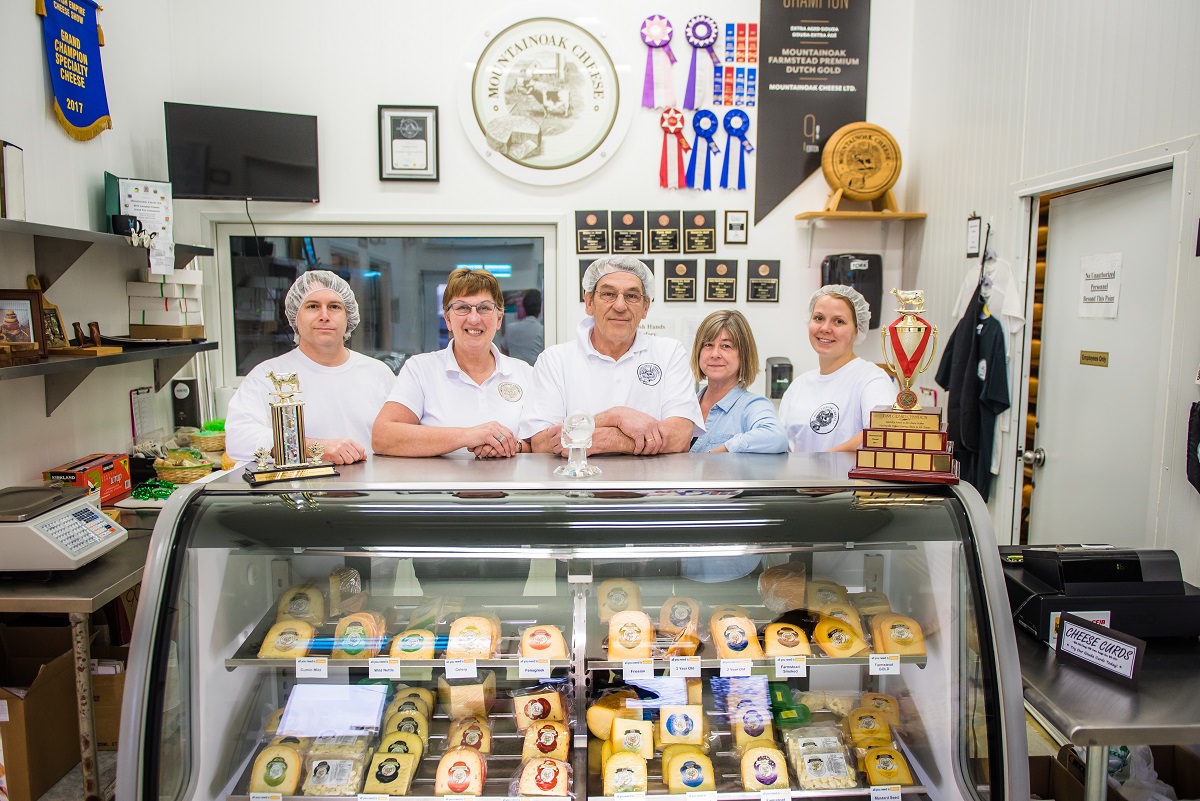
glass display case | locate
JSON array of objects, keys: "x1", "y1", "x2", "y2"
[{"x1": 116, "y1": 453, "x2": 1027, "y2": 801}]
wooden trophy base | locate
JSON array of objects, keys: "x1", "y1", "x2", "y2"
[
  {"x1": 848, "y1": 461, "x2": 960, "y2": 485},
  {"x1": 849, "y1": 405, "x2": 959, "y2": 485},
  {"x1": 243, "y1": 462, "x2": 339, "y2": 486}
]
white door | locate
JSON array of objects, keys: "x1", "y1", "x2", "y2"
[{"x1": 1026, "y1": 170, "x2": 1172, "y2": 546}]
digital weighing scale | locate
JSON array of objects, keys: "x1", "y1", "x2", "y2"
[{"x1": 0, "y1": 485, "x2": 128, "y2": 571}]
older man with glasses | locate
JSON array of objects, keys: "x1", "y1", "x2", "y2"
[{"x1": 521, "y1": 255, "x2": 704, "y2": 456}]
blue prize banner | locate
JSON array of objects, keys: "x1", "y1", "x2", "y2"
[{"x1": 37, "y1": 0, "x2": 111, "y2": 140}]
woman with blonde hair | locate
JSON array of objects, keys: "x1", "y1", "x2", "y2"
[{"x1": 689, "y1": 310, "x2": 786, "y2": 453}]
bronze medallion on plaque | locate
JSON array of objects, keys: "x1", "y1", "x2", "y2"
[
  {"x1": 664, "y1": 260, "x2": 697, "y2": 302},
  {"x1": 746, "y1": 260, "x2": 779, "y2": 302},
  {"x1": 612, "y1": 211, "x2": 645, "y2": 253},
  {"x1": 648, "y1": 210, "x2": 681, "y2": 253},
  {"x1": 575, "y1": 210, "x2": 609, "y2": 254},
  {"x1": 704, "y1": 260, "x2": 738, "y2": 302},
  {"x1": 683, "y1": 210, "x2": 717, "y2": 254}
]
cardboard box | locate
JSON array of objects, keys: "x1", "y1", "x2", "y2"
[
  {"x1": 140, "y1": 267, "x2": 203, "y2": 285},
  {"x1": 0, "y1": 626, "x2": 81, "y2": 801},
  {"x1": 126, "y1": 281, "x2": 201, "y2": 299},
  {"x1": 43, "y1": 453, "x2": 131, "y2": 504},
  {"x1": 128, "y1": 296, "x2": 202, "y2": 314},
  {"x1": 90, "y1": 644, "x2": 128, "y2": 750},
  {"x1": 1034, "y1": 744, "x2": 1200, "y2": 801},
  {"x1": 128, "y1": 324, "x2": 205, "y2": 339},
  {"x1": 128, "y1": 306, "x2": 203, "y2": 326}
]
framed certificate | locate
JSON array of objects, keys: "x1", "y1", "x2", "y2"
[{"x1": 379, "y1": 106, "x2": 439, "y2": 181}]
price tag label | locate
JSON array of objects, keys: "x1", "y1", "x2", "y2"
[
  {"x1": 774, "y1": 656, "x2": 806, "y2": 678},
  {"x1": 295, "y1": 657, "x2": 328, "y2": 678},
  {"x1": 760, "y1": 789, "x2": 792, "y2": 801},
  {"x1": 442, "y1": 795, "x2": 473, "y2": 801},
  {"x1": 519, "y1": 658, "x2": 552, "y2": 679},
  {"x1": 358, "y1": 795, "x2": 390, "y2": 801},
  {"x1": 720, "y1": 658, "x2": 752, "y2": 677},
  {"x1": 670, "y1": 656, "x2": 701, "y2": 677},
  {"x1": 445, "y1": 658, "x2": 478, "y2": 679},
  {"x1": 869, "y1": 654, "x2": 901, "y2": 675},
  {"x1": 249, "y1": 794, "x2": 282, "y2": 801},
  {"x1": 368, "y1": 657, "x2": 403, "y2": 679},
  {"x1": 687, "y1": 792, "x2": 718, "y2": 801},
  {"x1": 615, "y1": 794, "x2": 647, "y2": 799},
  {"x1": 623, "y1": 659, "x2": 654, "y2": 680},
  {"x1": 870, "y1": 785, "x2": 903, "y2": 801}
]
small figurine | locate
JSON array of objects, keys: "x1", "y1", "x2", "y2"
[
  {"x1": 308, "y1": 442, "x2": 325, "y2": 463},
  {"x1": 253, "y1": 447, "x2": 271, "y2": 470}
]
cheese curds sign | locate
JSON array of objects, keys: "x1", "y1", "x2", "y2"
[{"x1": 36, "y1": 0, "x2": 111, "y2": 141}]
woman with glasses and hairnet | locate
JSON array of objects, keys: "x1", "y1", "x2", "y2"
[
  {"x1": 225, "y1": 270, "x2": 396, "y2": 465},
  {"x1": 778, "y1": 284, "x2": 896, "y2": 452},
  {"x1": 373, "y1": 268, "x2": 533, "y2": 458}
]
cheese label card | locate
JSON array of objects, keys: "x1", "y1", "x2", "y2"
[
  {"x1": 760, "y1": 789, "x2": 791, "y2": 801},
  {"x1": 445, "y1": 658, "x2": 478, "y2": 679},
  {"x1": 519, "y1": 657, "x2": 552, "y2": 679},
  {"x1": 870, "y1": 786, "x2": 903, "y2": 801},
  {"x1": 249, "y1": 794, "x2": 282, "y2": 801},
  {"x1": 774, "y1": 656, "x2": 806, "y2": 677},
  {"x1": 721, "y1": 658, "x2": 752, "y2": 677},
  {"x1": 670, "y1": 656, "x2": 701, "y2": 677},
  {"x1": 295, "y1": 657, "x2": 328, "y2": 678},
  {"x1": 368, "y1": 658, "x2": 402, "y2": 679},
  {"x1": 623, "y1": 658, "x2": 653, "y2": 680},
  {"x1": 869, "y1": 654, "x2": 900, "y2": 675},
  {"x1": 1055, "y1": 612, "x2": 1145, "y2": 687}
]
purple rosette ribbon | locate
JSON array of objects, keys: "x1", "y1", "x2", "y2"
[
  {"x1": 720, "y1": 109, "x2": 754, "y2": 190},
  {"x1": 641, "y1": 15, "x2": 677, "y2": 108},
  {"x1": 683, "y1": 15, "x2": 720, "y2": 109},
  {"x1": 686, "y1": 110, "x2": 720, "y2": 190}
]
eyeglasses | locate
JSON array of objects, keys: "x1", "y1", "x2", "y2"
[
  {"x1": 594, "y1": 290, "x2": 647, "y2": 306},
  {"x1": 447, "y1": 301, "x2": 500, "y2": 316}
]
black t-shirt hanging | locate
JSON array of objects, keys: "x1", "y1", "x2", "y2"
[{"x1": 969, "y1": 315, "x2": 1011, "y2": 500}]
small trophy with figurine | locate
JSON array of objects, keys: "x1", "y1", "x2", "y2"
[
  {"x1": 848, "y1": 289, "x2": 958, "y2": 484},
  {"x1": 242, "y1": 371, "x2": 339, "y2": 486},
  {"x1": 555, "y1": 410, "x2": 601, "y2": 478}
]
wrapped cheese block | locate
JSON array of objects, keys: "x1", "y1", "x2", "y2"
[
  {"x1": 807, "y1": 579, "x2": 848, "y2": 612},
  {"x1": 686, "y1": 677, "x2": 703, "y2": 705},
  {"x1": 328, "y1": 566, "x2": 363, "y2": 615},
  {"x1": 710, "y1": 615, "x2": 765, "y2": 659},
  {"x1": 448, "y1": 717, "x2": 493, "y2": 754},
  {"x1": 523, "y1": 721, "x2": 570, "y2": 761},
  {"x1": 604, "y1": 752, "x2": 648, "y2": 795},
  {"x1": 393, "y1": 685, "x2": 435, "y2": 709},
  {"x1": 309, "y1": 733, "x2": 371, "y2": 759},
  {"x1": 667, "y1": 751, "x2": 716, "y2": 792},
  {"x1": 378, "y1": 730, "x2": 424, "y2": 760},
  {"x1": 518, "y1": 757, "x2": 571, "y2": 796},
  {"x1": 598, "y1": 578, "x2": 641, "y2": 622},
  {"x1": 607, "y1": 610, "x2": 654, "y2": 660},
  {"x1": 660, "y1": 743, "x2": 704, "y2": 779},
  {"x1": 586, "y1": 689, "x2": 639, "y2": 739},
  {"x1": 872, "y1": 613, "x2": 926, "y2": 656},
  {"x1": 269, "y1": 734, "x2": 312, "y2": 752},
  {"x1": 258, "y1": 619, "x2": 314, "y2": 659},
  {"x1": 301, "y1": 754, "x2": 367, "y2": 797},
  {"x1": 845, "y1": 706, "x2": 892, "y2": 747},
  {"x1": 435, "y1": 746, "x2": 486, "y2": 795},
  {"x1": 390, "y1": 628, "x2": 436, "y2": 659},
  {"x1": 658, "y1": 596, "x2": 700, "y2": 636},
  {"x1": 731, "y1": 698, "x2": 775, "y2": 750},
  {"x1": 709, "y1": 604, "x2": 752, "y2": 624},
  {"x1": 438, "y1": 671, "x2": 497, "y2": 719},
  {"x1": 813, "y1": 616, "x2": 871, "y2": 658},
  {"x1": 860, "y1": 692, "x2": 901, "y2": 727},
  {"x1": 864, "y1": 746, "x2": 915, "y2": 786},
  {"x1": 758, "y1": 564, "x2": 808, "y2": 613},
  {"x1": 849, "y1": 590, "x2": 892, "y2": 615},
  {"x1": 763, "y1": 622, "x2": 812, "y2": 656},
  {"x1": 741, "y1": 745, "x2": 790, "y2": 790},
  {"x1": 384, "y1": 693, "x2": 431, "y2": 722},
  {"x1": 657, "y1": 704, "x2": 704, "y2": 746},
  {"x1": 332, "y1": 612, "x2": 384, "y2": 659},
  {"x1": 249, "y1": 745, "x2": 303, "y2": 795},
  {"x1": 276, "y1": 584, "x2": 325, "y2": 625},
  {"x1": 446, "y1": 615, "x2": 498, "y2": 659},
  {"x1": 514, "y1": 687, "x2": 566, "y2": 731},
  {"x1": 822, "y1": 603, "x2": 865, "y2": 638},
  {"x1": 264, "y1": 707, "x2": 286, "y2": 736},
  {"x1": 610, "y1": 716, "x2": 654, "y2": 760},
  {"x1": 520, "y1": 624, "x2": 568, "y2": 659},
  {"x1": 665, "y1": 622, "x2": 700, "y2": 658},
  {"x1": 363, "y1": 751, "x2": 418, "y2": 796},
  {"x1": 383, "y1": 710, "x2": 429, "y2": 747}
]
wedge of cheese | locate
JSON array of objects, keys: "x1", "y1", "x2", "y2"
[
  {"x1": 731, "y1": 699, "x2": 774, "y2": 749},
  {"x1": 850, "y1": 590, "x2": 892, "y2": 615},
  {"x1": 709, "y1": 604, "x2": 752, "y2": 624},
  {"x1": 435, "y1": 746, "x2": 486, "y2": 795},
  {"x1": 363, "y1": 751, "x2": 418, "y2": 796},
  {"x1": 657, "y1": 704, "x2": 704, "y2": 746},
  {"x1": 610, "y1": 716, "x2": 654, "y2": 760},
  {"x1": 600, "y1": 737, "x2": 613, "y2": 772},
  {"x1": 807, "y1": 579, "x2": 849, "y2": 612},
  {"x1": 814, "y1": 615, "x2": 871, "y2": 658},
  {"x1": 598, "y1": 578, "x2": 641, "y2": 622},
  {"x1": 665, "y1": 622, "x2": 700, "y2": 658},
  {"x1": 667, "y1": 751, "x2": 716, "y2": 792},
  {"x1": 710, "y1": 615, "x2": 765, "y2": 659},
  {"x1": 520, "y1": 624, "x2": 568, "y2": 659},
  {"x1": 519, "y1": 757, "x2": 570, "y2": 796},
  {"x1": 446, "y1": 615, "x2": 498, "y2": 659},
  {"x1": 523, "y1": 721, "x2": 570, "y2": 761},
  {"x1": 514, "y1": 687, "x2": 566, "y2": 731},
  {"x1": 276, "y1": 584, "x2": 325, "y2": 625},
  {"x1": 741, "y1": 745, "x2": 789, "y2": 790},
  {"x1": 392, "y1": 685, "x2": 435, "y2": 709},
  {"x1": 763, "y1": 622, "x2": 812, "y2": 656},
  {"x1": 864, "y1": 746, "x2": 915, "y2": 786},
  {"x1": 872, "y1": 613, "x2": 926, "y2": 656},
  {"x1": 257, "y1": 620, "x2": 314, "y2": 659},
  {"x1": 686, "y1": 677, "x2": 703, "y2": 705},
  {"x1": 264, "y1": 707, "x2": 286, "y2": 736},
  {"x1": 301, "y1": 755, "x2": 366, "y2": 797},
  {"x1": 860, "y1": 692, "x2": 901, "y2": 726},
  {"x1": 448, "y1": 717, "x2": 493, "y2": 754},
  {"x1": 377, "y1": 730, "x2": 424, "y2": 760},
  {"x1": 586, "y1": 689, "x2": 640, "y2": 739},
  {"x1": 383, "y1": 710, "x2": 429, "y2": 747},
  {"x1": 385, "y1": 694, "x2": 431, "y2": 722},
  {"x1": 607, "y1": 610, "x2": 654, "y2": 660},
  {"x1": 758, "y1": 565, "x2": 808, "y2": 613},
  {"x1": 438, "y1": 671, "x2": 497, "y2": 719},
  {"x1": 659, "y1": 596, "x2": 700, "y2": 636},
  {"x1": 661, "y1": 744, "x2": 704, "y2": 779},
  {"x1": 845, "y1": 706, "x2": 892, "y2": 747},
  {"x1": 249, "y1": 745, "x2": 302, "y2": 795},
  {"x1": 332, "y1": 612, "x2": 383, "y2": 659},
  {"x1": 389, "y1": 628, "x2": 436, "y2": 659},
  {"x1": 604, "y1": 752, "x2": 648, "y2": 796}
]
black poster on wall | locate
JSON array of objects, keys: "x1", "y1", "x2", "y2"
[{"x1": 754, "y1": 0, "x2": 870, "y2": 223}]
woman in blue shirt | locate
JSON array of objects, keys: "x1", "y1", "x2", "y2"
[{"x1": 689, "y1": 310, "x2": 787, "y2": 454}]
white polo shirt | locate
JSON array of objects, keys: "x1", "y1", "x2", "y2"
[
  {"x1": 386, "y1": 342, "x2": 533, "y2": 442},
  {"x1": 519, "y1": 318, "x2": 704, "y2": 438}
]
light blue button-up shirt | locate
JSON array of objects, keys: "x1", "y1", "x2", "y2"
[{"x1": 689, "y1": 385, "x2": 787, "y2": 453}]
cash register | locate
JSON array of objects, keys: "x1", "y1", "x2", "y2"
[
  {"x1": 1000, "y1": 544, "x2": 1200, "y2": 641},
  {"x1": 0, "y1": 485, "x2": 128, "y2": 571}
]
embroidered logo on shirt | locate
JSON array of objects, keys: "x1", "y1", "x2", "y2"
[
  {"x1": 637, "y1": 363, "x2": 663, "y2": 385},
  {"x1": 809, "y1": 403, "x2": 840, "y2": 434},
  {"x1": 498, "y1": 382, "x2": 523, "y2": 402}
]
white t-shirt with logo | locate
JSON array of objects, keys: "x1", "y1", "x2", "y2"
[
  {"x1": 518, "y1": 318, "x2": 704, "y2": 438},
  {"x1": 778, "y1": 358, "x2": 895, "y2": 452},
  {"x1": 386, "y1": 342, "x2": 532, "y2": 452}
]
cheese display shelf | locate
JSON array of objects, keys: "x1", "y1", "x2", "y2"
[{"x1": 117, "y1": 454, "x2": 1028, "y2": 801}]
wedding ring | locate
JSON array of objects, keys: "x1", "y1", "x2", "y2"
[{"x1": 496, "y1": 434, "x2": 506, "y2": 443}]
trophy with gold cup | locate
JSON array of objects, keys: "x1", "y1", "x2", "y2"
[
  {"x1": 848, "y1": 289, "x2": 958, "y2": 484},
  {"x1": 242, "y1": 371, "x2": 340, "y2": 486}
]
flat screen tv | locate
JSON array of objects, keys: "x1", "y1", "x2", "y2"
[{"x1": 164, "y1": 102, "x2": 319, "y2": 202}]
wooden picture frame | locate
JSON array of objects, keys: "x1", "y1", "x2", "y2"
[
  {"x1": 0, "y1": 288, "x2": 47, "y2": 356},
  {"x1": 379, "y1": 105, "x2": 439, "y2": 181}
]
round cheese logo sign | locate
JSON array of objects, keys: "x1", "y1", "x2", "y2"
[
  {"x1": 668, "y1": 601, "x2": 693, "y2": 627},
  {"x1": 776, "y1": 626, "x2": 801, "y2": 647},
  {"x1": 754, "y1": 754, "x2": 779, "y2": 784},
  {"x1": 263, "y1": 757, "x2": 288, "y2": 787},
  {"x1": 447, "y1": 761, "x2": 472, "y2": 794},
  {"x1": 525, "y1": 697, "x2": 552, "y2": 721},
  {"x1": 376, "y1": 758, "x2": 401, "y2": 784},
  {"x1": 535, "y1": 760, "x2": 560, "y2": 791},
  {"x1": 606, "y1": 586, "x2": 629, "y2": 611},
  {"x1": 679, "y1": 760, "x2": 705, "y2": 788},
  {"x1": 527, "y1": 628, "x2": 554, "y2": 650},
  {"x1": 665, "y1": 713, "x2": 694, "y2": 736},
  {"x1": 536, "y1": 725, "x2": 560, "y2": 753},
  {"x1": 889, "y1": 622, "x2": 915, "y2": 645},
  {"x1": 723, "y1": 623, "x2": 749, "y2": 651},
  {"x1": 398, "y1": 633, "x2": 425, "y2": 653}
]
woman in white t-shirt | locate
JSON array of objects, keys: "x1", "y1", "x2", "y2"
[
  {"x1": 779, "y1": 284, "x2": 895, "y2": 452},
  {"x1": 372, "y1": 268, "x2": 533, "y2": 458}
]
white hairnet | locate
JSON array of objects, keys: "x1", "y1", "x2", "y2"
[
  {"x1": 284, "y1": 270, "x2": 360, "y2": 343},
  {"x1": 581, "y1": 255, "x2": 655, "y2": 301},
  {"x1": 809, "y1": 284, "x2": 871, "y2": 343}
]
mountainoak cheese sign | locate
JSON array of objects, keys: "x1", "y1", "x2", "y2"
[{"x1": 464, "y1": 17, "x2": 630, "y2": 185}]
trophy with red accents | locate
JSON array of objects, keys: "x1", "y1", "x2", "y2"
[{"x1": 849, "y1": 289, "x2": 958, "y2": 484}]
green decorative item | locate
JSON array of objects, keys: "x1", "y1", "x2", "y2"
[{"x1": 202, "y1": 418, "x2": 226, "y2": 432}]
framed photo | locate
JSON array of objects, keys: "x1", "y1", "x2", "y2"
[
  {"x1": 0, "y1": 289, "x2": 46, "y2": 356},
  {"x1": 379, "y1": 105, "x2": 439, "y2": 181},
  {"x1": 725, "y1": 210, "x2": 749, "y2": 244}
]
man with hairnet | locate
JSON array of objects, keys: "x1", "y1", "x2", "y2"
[
  {"x1": 225, "y1": 270, "x2": 395, "y2": 464},
  {"x1": 519, "y1": 255, "x2": 704, "y2": 455}
]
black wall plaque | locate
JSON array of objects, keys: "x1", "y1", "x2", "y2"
[
  {"x1": 576, "y1": 210, "x2": 609, "y2": 253},
  {"x1": 612, "y1": 210, "x2": 646, "y2": 253},
  {"x1": 683, "y1": 210, "x2": 717, "y2": 254},
  {"x1": 747, "y1": 259, "x2": 780, "y2": 302},
  {"x1": 664, "y1": 259, "x2": 698, "y2": 302},
  {"x1": 704, "y1": 260, "x2": 739, "y2": 302},
  {"x1": 649, "y1": 211, "x2": 681, "y2": 253}
]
